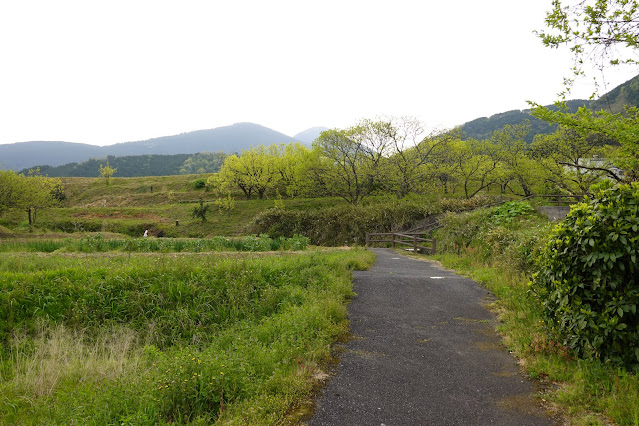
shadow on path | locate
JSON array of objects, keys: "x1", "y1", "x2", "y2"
[{"x1": 309, "y1": 248, "x2": 554, "y2": 426}]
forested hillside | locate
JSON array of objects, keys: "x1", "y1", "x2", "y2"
[
  {"x1": 22, "y1": 152, "x2": 227, "y2": 177},
  {"x1": 459, "y1": 99, "x2": 589, "y2": 143},
  {"x1": 459, "y1": 74, "x2": 639, "y2": 142}
]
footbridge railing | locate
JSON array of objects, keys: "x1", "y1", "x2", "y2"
[{"x1": 366, "y1": 232, "x2": 436, "y2": 254}]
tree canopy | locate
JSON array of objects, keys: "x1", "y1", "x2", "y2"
[{"x1": 0, "y1": 169, "x2": 62, "y2": 225}]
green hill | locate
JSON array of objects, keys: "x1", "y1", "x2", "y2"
[{"x1": 459, "y1": 74, "x2": 639, "y2": 142}]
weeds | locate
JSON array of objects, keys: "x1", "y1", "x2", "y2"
[{"x1": 0, "y1": 248, "x2": 375, "y2": 424}]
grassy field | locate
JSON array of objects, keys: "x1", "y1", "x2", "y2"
[
  {"x1": 5, "y1": 175, "x2": 635, "y2": 424},
  {"x1": 0, "y1": 244, "x2": 375, "y2": 424},
  {"x1": 0, "y1": 176, "x2": 379, "y2": 423}
]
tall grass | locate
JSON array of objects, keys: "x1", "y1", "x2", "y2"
[
  {"x1": 431, "y1": 203, "x2": 639, "y2": 425},
  {"x1": 0, "y1": 249, "x2": 375, "y2": 424}
]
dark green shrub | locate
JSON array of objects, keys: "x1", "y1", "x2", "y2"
[
  {"x1": 531, "y1": 183, "x2": 639, "y2": 367},
  {"x1": 501, "y1": 224, "x2": 554, "y2": 274},
  {"x1": 191, "y1": 199, "x2": 210, "y2": 223},
  {"x1": 284, "y1": 234, "x2": 310, "y2": 251},
  {"x1": 490, "y1": 201, "x2": 537, "y2": 225},
  {"x1": 28, "y1": 240, "x2": 64, "y2": 253},
  {"x1": 436, "y1": 201, "x2": 541, "y2": 254},
  {"x1": 436, "y1": 209, "x2": 494, "y2": 253},
  {"x1": 192, "y1": 178, "x2": 207, "y2": 189},
  {"x1": 52, "y1": 220, "x2": 103, "y2": 233}
]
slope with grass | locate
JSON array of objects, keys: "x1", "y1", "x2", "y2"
[
  {"x1": 0, "y1": 175, "x2": 350, "y2": 238},
  {"x1": 1, "y1": 174, "x2": 502, "y2": 241}
]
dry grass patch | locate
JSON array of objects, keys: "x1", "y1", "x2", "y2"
[{"x1": 3, "y1": 324, "x2": 144, "y2": 399}]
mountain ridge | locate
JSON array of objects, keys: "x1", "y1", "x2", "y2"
[
  {"x1": 459, "y1": 74, "x2": 639, "y2": 142},
  {"x1": 0, "y1": 123, "x2": 316, "y2": 171}
]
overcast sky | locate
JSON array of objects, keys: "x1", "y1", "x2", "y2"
[{"x1": 1, "y1": 0, "x2": 637, "y2": 146}]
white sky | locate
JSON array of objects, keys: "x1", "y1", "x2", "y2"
[{"x1": 1, "y1": 0, "x2": 637, "y2": 146}]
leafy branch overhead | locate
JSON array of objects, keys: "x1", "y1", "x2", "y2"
[{"x1": 537, "y1": 0, "x2": 639, "y2": 96}]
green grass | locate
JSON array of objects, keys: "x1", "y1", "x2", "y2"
[
  {"x1": 0, "y1": 234, "x2": 311, "y2": 254},
  {"x1": 0, "y1": 248, "x2": 376, "y2": 424}
]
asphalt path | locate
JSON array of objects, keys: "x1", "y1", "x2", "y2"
[{"x1": 309, "y1": 248, "x2": 554, "y2": 426}]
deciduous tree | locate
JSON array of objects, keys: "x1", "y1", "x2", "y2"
[
  {"x1": 4, "y1": 169, "x2": 63, "y2": 225},
  {"x1": 444, "y1": 139, "x2": 502, "y2": 199},
  {"x1": 491, "y1": 123, "x2": 544, "y2": 196},
  {"x1": 216, "y1": 145, "x2": 279, "y2": 200},
  {"x1": 377, "y1": 117, "x2": 452, "y2": 198},
  {"x1": 532, "y1": 105, "x2": 638, "y2": 181},
  {"x1": 531, "y1": 126, "x2": 609, "y2": 195},
  {"x1": 0, "y1": 170, "x2": 21, "y2": 213},
  {"x1": 312, "y1": 126, "x2": 384, "y2": 205},
  {"x1": 99, "y1": 162, "x2": 117, "y2": 185}
]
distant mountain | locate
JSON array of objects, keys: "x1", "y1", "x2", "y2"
[
  {"x1": 0, "y1": 122, "x2": 303, "y2": 171},
  {"x1": 590, "y1": 75, "x2": 639, "y2": 112},
  {"x1": 0, "y1": 141, "x2": 103, "y2": 172},
  {"x1": 293, "y1": 127, "x2": 329, "y2": 144},
  {"x1": 103, "y1": 123, "x2": 300, "y2": 157},
  {"x1": 459, "y1": 74, "x2": 639, "y2": 142}
]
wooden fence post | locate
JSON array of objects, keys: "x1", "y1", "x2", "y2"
[
  {"x1": 365, "y1": 233, "x2": 370, "y2": 247},
  {"x1": 432, "y1": 238, "x2": 436, "y2": 255},
  {"x1": 391, "y1": 233, "x2": 396, "y2": 248},
  {"x1": 413, "y1": 235, "x2": 417, "y2": 252}
]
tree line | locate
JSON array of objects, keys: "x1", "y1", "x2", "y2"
[
  {"x1": 20, "y1": 152, "x2": 229, "y2": 178},
  {"x1": 208, "y1": 114, "x2": 637, "y2": 205}
]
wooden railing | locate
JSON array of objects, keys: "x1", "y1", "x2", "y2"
[{"x1": 366, "y1": 232, "x2": 436, "y2": 254}]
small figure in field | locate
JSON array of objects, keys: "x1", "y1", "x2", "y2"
[{"x1": 143, "y1": 229, "x2": 149, "y2": 237}]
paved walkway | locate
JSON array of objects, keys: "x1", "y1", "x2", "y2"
[{"x1": 309, "y1": 248, "x2": 554, "y2": 425}]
